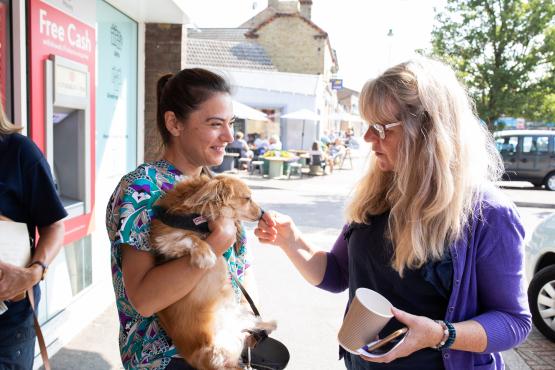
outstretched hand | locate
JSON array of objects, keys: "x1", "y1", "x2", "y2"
[
  {"x1": 359, "y1": 307, "x2": 443, "y2": 364},
  {"x1": 254, "y1": 211, "x2": 300, "y2": 249}
]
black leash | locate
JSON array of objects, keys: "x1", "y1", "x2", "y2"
[{"x1": 230, "y1": 272, "x2": 261, "y2": 317}]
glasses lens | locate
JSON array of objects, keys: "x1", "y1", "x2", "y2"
[{"x1": 370, "y1": 124, "x2": 385, "y2": 140}]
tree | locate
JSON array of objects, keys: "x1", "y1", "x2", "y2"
[{"x1": 430, "y1": 0, "x2": 555, "y2": 130}]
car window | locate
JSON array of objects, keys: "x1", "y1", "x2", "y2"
[
  {"x1": 495, "y1": 136, "x2": 518, "y2": 153},
  {"x1": 523, "y1": 136, "x2": 549, "y2": 153}
]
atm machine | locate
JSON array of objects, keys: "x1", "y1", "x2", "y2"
[
  {"x1": 44, "y1": 54, "x2": 91, "y2": 218},
  {"x1": 39, "y1": 54, "x2": 92, "y2": 320}
]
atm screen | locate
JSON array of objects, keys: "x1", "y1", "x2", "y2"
[{"x1": 53, "y1": 111, "x2": 70, "y2": 124}]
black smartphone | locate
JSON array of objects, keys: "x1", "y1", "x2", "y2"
[{"x1": 362, "y1": 327, "x2": 408, "y2": 356}]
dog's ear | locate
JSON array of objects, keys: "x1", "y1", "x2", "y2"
[{"x1": 190, "y1": 176, "x2": 237, "y2": 217}]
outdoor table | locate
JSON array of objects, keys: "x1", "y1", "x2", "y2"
[
  {"x1": 212, "y1": 152, "x2": 239, "y2": 172},
  {"x1": 265, "y1": 156, "x2": 299, "y2": 179}
]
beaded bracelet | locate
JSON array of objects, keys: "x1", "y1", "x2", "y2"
[{"x1": 434, "y1": 320, "x2": 456, "y2": 350}]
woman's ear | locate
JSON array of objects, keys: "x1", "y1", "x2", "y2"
[{"x1": 164, "y1": 111, "x2": 182, "y2": 137}]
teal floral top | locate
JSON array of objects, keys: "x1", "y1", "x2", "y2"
[{"x1": 106, "y1": 160, "x2": 249, "y2": 370}]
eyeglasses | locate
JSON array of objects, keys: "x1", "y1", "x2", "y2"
[{"x1": 368, "y1": 121, "x2": 402, "y2": 140}]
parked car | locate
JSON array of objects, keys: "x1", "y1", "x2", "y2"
[
  {"x1": 526, "y1": 213, "x2": 555, "y2": 341},
  {"x1": 494, "y1": 130, "x2": 555, "y2": 190}
]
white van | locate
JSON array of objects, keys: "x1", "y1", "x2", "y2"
[{"x1": 494, "y1": 130, "x2": 555, "y2": 190}]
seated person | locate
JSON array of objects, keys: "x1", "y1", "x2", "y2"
[
  {"x1": 229, "y1": 131, "x2": 253, "y2": 159},
  {"x1": 268, "y1": 135, "x2": 282, "y2": 151},
  {"x1": 309, "y1": 141, "x2": 334, "y2": 173},
  {"x1": 253, "y1": 133, "x2": 269, "y2": 153},
  {"x1": 328, "y1": 137, "x2": 346, "y2": 164}
]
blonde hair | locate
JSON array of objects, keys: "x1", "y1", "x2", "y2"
[
  {"x1": 0, "y1": 99, "x2": 21, "y2": 137},
  {"x1": 346, "y1": 57, "x2": 502, "y2": 276}
]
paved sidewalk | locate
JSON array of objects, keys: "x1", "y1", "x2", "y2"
[{"x1": 46, "y1": 155, "x2": 555, "y2": 369}]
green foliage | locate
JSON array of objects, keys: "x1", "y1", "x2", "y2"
[{"x1": 429, "y1": 0, "x2": 555, "y2": 130}]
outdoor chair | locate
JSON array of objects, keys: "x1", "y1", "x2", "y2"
[
  {"x1": 309, "y1": 154, "x2": 326, "y2": 176},
  {"x1": 250, "y1": 160, "x2": 264, "y2": 176},
  {"x1": 225, "y1": 147, "x2": 243, "y2": 168},
  {"x1": 287, "y1": 162, "x2": 303, "y2": 179}
]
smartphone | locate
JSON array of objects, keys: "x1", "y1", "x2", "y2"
[{"x1": 363, "y1": 327, "x2": 408, "y2": 355}]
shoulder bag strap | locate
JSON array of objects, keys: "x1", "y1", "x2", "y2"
[{"x1": 27, "y1": 288, "x2": 51, "y2": 370}]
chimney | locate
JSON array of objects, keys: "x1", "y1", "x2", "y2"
[{"x1": 299, "y1": 0, "x2": 312, "y2": 19}]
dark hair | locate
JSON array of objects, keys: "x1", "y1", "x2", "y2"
[{"x1": 156, "y1": 68, "x2": 232, "y2": 145}]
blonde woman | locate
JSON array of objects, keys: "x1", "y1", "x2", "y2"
[
  {"x1": 255, "y1": 58, "x2": 531, "y2": 369},
  {"x1": 0, "y1": 100, "x2": 66, "y2": 368}
]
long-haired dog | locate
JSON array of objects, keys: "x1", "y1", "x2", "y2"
[{"x1": 150, "y1": 174, "x2": 275, "y2": 370}]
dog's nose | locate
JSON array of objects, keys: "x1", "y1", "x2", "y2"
[{"x1": 257, "y1": 209, "x2": 265, "y2": 221}]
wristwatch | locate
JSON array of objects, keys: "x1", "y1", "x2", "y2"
[{"x1": 28, "y1": 260, "x2": 48, "y2": 281}]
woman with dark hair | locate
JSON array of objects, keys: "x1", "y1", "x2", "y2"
[
  {"x1": 0, "y1": 100, "x2": 66, "y2": 369},
  {"x1": 106, "y1": 68, "x2": 267, "y2": 369},
  {"x1": 256, "y1": 58, "x2": 531, "y2": 369}
]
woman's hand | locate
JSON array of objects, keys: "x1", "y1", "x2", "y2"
[
  {"x1": 0, "y1": 261, "x2": 41, "y2": 300},
  {"x1": 208, "y1": 215, "x2": 237, "y2": 255},
  {"x1": 360, "y1": 307, "x2": 444, "y2": 364},
  {"x1": 254, "y1": 211, "x2": 300, "y2": 250}
]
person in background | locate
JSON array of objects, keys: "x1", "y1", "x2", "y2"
[
  {"x1": 229, "y1": 131, "x2": 253, "y2": 159},
  {"x1": 320, "y1": 129, "x2": 332, "y2": 146},
  {"x1": 253, "y1": 133, "x2": 269, "y2": 151},
  {"x1": 106, "y1": 68, "x2": 265, "y2": 370},
  {"x1": 255, "y1": 57, "x2": 531, "y2": 369},
  {"x1": 0, "y1": 99, "x2": 66, "y2": 369},
  {"x1": 268, "y1": 135, "x2": 282, "y2": 151},
  {"x1": 309, "y1": 141, "x2": 334, "y2": 174},
  {"x1": 328, "y1": 137, "x2": 346, "y2": 163}
]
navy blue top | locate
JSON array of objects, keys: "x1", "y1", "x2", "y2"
[
  {"x1": 341, "y1": 212, "x2": 450, "y2": 370},
  {"x1": 0, "y1": 133, "x2": 67, "y2": 327}
]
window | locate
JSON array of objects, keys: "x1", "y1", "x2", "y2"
[
  {"x1": 495, "y1": 136, "x2": 518, "y2": 153},
  {"x1": 523, "y1": 136, "x2": 549, "y2": 153}
]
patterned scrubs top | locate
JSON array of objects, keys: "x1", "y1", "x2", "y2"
[{"x1": 106, "y1": 160, "x2": 249, "y2": 370}]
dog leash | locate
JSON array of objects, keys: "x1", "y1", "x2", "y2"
[{"x1": 230, "y1": 272, "x2": 261, "y2": 317}]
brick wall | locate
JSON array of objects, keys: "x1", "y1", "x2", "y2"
[
  {"x1": 143, "y1": 23, "x2": 187, "y2": 162},
  {"x1": 255, "y1": 17, "x2": 325, "y2": 74}
]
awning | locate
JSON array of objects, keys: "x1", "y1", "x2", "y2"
[{"x1": 232, "y1": 100, "x2": 268, "y2": 121}]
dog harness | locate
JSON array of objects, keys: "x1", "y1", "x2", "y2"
[{"x1": 152, "y1": 205, "x2": 210, "y2": 234}]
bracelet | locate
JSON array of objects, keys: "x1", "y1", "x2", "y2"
[{"x1": 433, "y1": 320, "x2": 456, "y2": 350}]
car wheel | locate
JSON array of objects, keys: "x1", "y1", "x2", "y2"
[
  {"x1": 528, "y1": 265, "x2": 555, "y2": 342},
  {"x1": 545, "y1": 172, "x2": 555, "y2": 191}
]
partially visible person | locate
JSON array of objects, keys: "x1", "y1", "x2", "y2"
[
  {"x1": 268, "y1": 135, "x2": 282, "y2": 151},
  {"x1": 253, "y1": 133, "x2": 269, "y2": 151},
  {"x1": 328, "y1": 137, "x2": 346, "y2": 163},
  {"x1": 320, "y1": 129, "x2": 332, "y2": 146},
  {"x1": 0, "y1": 99, "x2": 66, "y2": 369},
  {"x1": 106, "y1": 68, "x2": 255, "y2": 369},
  {"x1": 255, "y1": 57, "x2": 531, "y2": 369},
  {"x1": 309, "y1": 141, "x2": 334, "y2": 173},
  {"x1": 229, "y1": 131, "x2": 253, "y2": 159}
]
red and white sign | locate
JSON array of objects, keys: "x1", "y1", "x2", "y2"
[
  {"x1": 29, "y1": 0, "x2": 96, "y2": 244},
  {"x1": 0, "y1": 3, "x2": 7, "y2": 108}
]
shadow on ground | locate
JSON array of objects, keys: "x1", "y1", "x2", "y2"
[{"x1": 45, "y1": 348, "x2": 114, "y2": 370}]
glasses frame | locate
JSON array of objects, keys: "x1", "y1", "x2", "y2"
[{"x1": 368, "y1": 121, "x2": 402, "y2": 140}]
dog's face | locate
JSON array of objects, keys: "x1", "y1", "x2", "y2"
[{"x1": 158, "y1": 175, "x2": 261, "y2": 222}]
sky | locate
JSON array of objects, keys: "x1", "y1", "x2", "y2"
[{"x1": 184, "y1": 0, "x2": 446, "y2": 91}]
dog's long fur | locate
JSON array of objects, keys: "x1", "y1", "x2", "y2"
[{"x1": 150, "y1": 175, "x2": 275, "y2": 370}]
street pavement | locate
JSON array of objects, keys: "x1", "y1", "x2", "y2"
[{"x1": 46, "y1": 151, "x2": 555, "y2": 370}]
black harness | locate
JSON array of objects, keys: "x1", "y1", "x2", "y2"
[
  {"x1": 153, "y1": 207, "x2": 265, "y2": 234},
  {"x1": 153, "y1": 206, "x2": 210, "y2": 233}
]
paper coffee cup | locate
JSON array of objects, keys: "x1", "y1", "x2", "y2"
[{"x1": 337, "y1": 288, "x2": 394, "y2": 354}]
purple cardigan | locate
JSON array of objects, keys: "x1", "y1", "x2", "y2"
[{"x1": 317, "y1": 187, "x2": 531, "y2": 370}]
